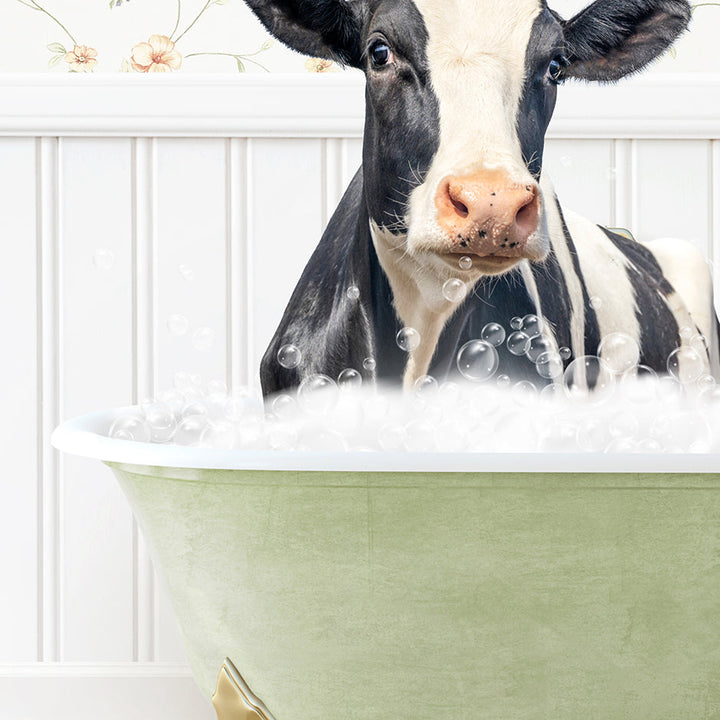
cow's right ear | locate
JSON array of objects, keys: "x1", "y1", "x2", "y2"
[{"x1": 243, "y1": 0, "x2": 366, "y2": 68}]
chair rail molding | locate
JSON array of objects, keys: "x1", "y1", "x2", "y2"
[{"x1": 1, "y1": 72, "x2": 719, "y2": 139}]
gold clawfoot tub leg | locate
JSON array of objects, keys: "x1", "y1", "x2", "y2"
[{"x1": 212, "y1": 658, "x2": 277, "y2": 720}]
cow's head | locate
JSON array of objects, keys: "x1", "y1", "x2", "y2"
[{"x1": 244, "y1": 0, "x2": 690, "y2": 289}]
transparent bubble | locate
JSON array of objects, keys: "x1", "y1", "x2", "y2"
[
  {"x1": 160, "y1": 389, "x2": 185, "y2": 415},
  {"x1": 510, "y1": 316, "x2": 523, "y2": 330},
  {"x1": 521, "y1": 314, "x2": 543, "y2": 338},
  {"x1": 396, "y1": 327, "x2": 421, "y2": 352},
  {"x1": 207, "y1": 378, "x2": 227, "y2": 396},
  {"x1": 438, "y1": 381, "x2": 461, "y2": 405},
  {"x1": 696, "y1": 374, "x2": 716, "y2": 393},
  {"x1": 589, "y1": 296, "x2": 603, "y2": 310},
  {"x1": 143, "y1": 403, "x2": 177, "y2": 442},
  {"x1": 200, "y1": 421, "x2": 236, "y2": 449},
  {"x1": 526, "y1": 335, "x2": 553, "y2": 363},
  {"x1": 679, "y1": 326, "x2": 694, "y2": 341},
  {"x1": 507, "y1": 331, "x2": 531, "y2": 356},
  {"x1": 690, "y1": 334, "x2": 709, "y2": 357},
  {"x1": 558, "y1": 346, "x2": 572, "y2": 360},
  {"x1": 608, "y1": 411, "x2": 638, "y2": 439},
  {"x1": 619, "y1": 364, "x2": 657, "y2": 403},
  {"x1": 174, "y1": 414, "x2": 209, "y2": 446},
  {"x1": 182, "y1": 401, "x2": 209, "y2": 418},
  {"x1": 666, "y1": 346, "x2": 705, "y2": 383},
  {"x1": 538, "y1": 421, "x2": 578, "y2": 452},
  {"x1": 109, "y1": 414, "x2": 150, "y2": 442},
  {"x1": 192, "y1": 327, "x2": 216, "y2": 352},
  {"x1": 560, "y1": 155, "x2": 573, "y2": 167},
  {"x1": 597, "y1": 332, "x2": 640, "y2": 375},
  {"x1": 404, "y1": 418, "x2": 439, "y2": 452},
  {"x1": 413, "y1": 374, "x2": 438, "y2": 397},
  {"x1": 268, "y1": 423, "x2": 298, "y2": 451},
  {"x1": 512, "y1": 381, "x2": 537, "y2": 408},
  {"x1": 303, "y1": 428, "x2": 349, "y2": 452},
  {"x1": 271, "y1": 393, "x2": 298, "y2": 419},
  {"x1": 442, "y1": 278, "x2": 467, "y2": 303},
  {"x1": 456, "y1": 340, "x2": 499, "y2": 382},
  {"x1": 481, "y1": 322, "x2": 506, "y2": 348},
  {"x1": 173, "y1": 371, "x2": 193, "y2": 391},
  {"x1": 346, "y1": 285, "x2": 360, "y2": 301},
  {"x1": 378, "y1": 423, "x2": 406, "y2": 452},
  {"x1": 563, "y1": 355, "x2": 615, "y2": 403},
  {"x1": 277, "y1": 344, "x2": 302, "y2": 369},
  {"x1": 167, "y1": 314, "x2": 189, "y2": 336},
  {"x1": 298, "y1": 374, "x2": 339, "y2": 414},
  {"x1": 496, "y1": 374, "x2": 511, "y2": 389},
  {"x1": 224, "y1": 387, "x2": 262, "y2": 422},
  {"x1": 458, "y1": 255, "x2": 473, "y2": 270},
  {"x1": 93, "y1": 248, "x2": 115, "y2": 270},
  {"x1": 362, "y1": 357, "x2": 376, "y2": 371},
  {"x1": 338, "y1": 368, "x2": 363, "y2": 388},
  {"x1": 535, "y1": 351, "x2": 564, "y2": 379},
  {"x1": 178, "y1": 264, "x2": 194, "y2": 281},
  {"x1": 605, "y1": 437, "x2": 636, "y2": 453},
  {"x1": 656, "y1": 374, "x2": 685, "y2": 403}
]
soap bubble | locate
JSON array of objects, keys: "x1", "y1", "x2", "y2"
[
  {"x1": 510, "y1": 316, "x2": 523, "y2": 330},
  {"x1": 277, "y1": 344, "x2": 302, "y2": 369},
  {"x1": 496, "y1": 374, "x2": 511, "y2": 389},
  {"x1": 521, "y1": 314, "x2": 543, "y2": 338},
  {"x1": 619, "y1": 364, "x2": 657, "y2": 403},
  {"x1": 404, "y1": 418, "x2": 439, "y2": 452},
  {"x1": 378, "y1": 423, "x2": 406, "y2": 452},
  {"x1": 167, "y1": 314, "x2": 189, "y2": 336},
  {"x1": 576, "y1": 416, "x2": 612, "y2": 452},
  {"x1": 442, "y1": 278, "x2": 467, "y2": 303},
  {"x1": 338, "y1": 368, "x2": 362, "y2": 388},
  {"x1": 538, "y1": 421, "x2": 578, "y2": 452},
  {"x1": 93, "y1": 248, "x2": 115, "y2": 270},
  {"x1": 271, "y1": 393, "x2": 298, "y2": 419},
  {"x1": 679, "y1": 326, "x2": 694, "y2": 341},
  {"x1": 173, "y1": 371, "x2": 193, "y2": 391},
  {"x1": 597, "y1": 332, "x2": 640, "y2": 375},
  {"x1": 207, "y1": 378, "x2": 227, "y2": 395},
  {"x1": 396, "y1": 327, "x2": 421, "y2": 352},
  {"x1": 346, "y1": 285, "x2": 360, "y2": 301},
  {"x1": 456, "y1": 340, "x2": 499, "y2": 382},
  {"x1": 535, "y1": 351, "x2": 564, "y2": 379},
  {"x1": 192, "y1": 327, "x2": 216, "y2": 352},
  {"x1": 224, "y1": 387, "x2": 263, "y2": 422},
  {"x1": 667, "y1": 346, "x2": 705, "y2": 383},
  {"x1": 143, "y1": 403, "x2": 177, "y2": 442},
  {"x1": 526, "y1": 335, "x2": 553, "y2": 363},
  {"x1": 690, "y1": 334, "x2": 709, "y2": 356},
  {"x1": 512, "y1": 381, "x2": 538, "y2": 408},
  {"x1": 563, "y1": 355, "x2": 614, "y2": 403},
  {"x1": 608, "y1": 411, "x2": 638, "y2": 439},
  {"x1": 481, "y1": 322, "x2": 506, "y2": 347},
  {"x1": 268, "y1": 422, "x2": 298, "y2": 451},
  {"x1": 174, "y1": 414, "x2": 209, "y2": 446},
  {"x1": 506, "y1": 331, "x2": 531, "y2": 356},
  {"x1": 458, "y1": 255, "x2": 473, "y2": 270},
  {"x1": 558, "y1": 346, "x2": 572, "y2": 360},
  {"x1": 413, "y1": 374, "x2": 439, "y2": 397},
  {"x1": 589, "y1": 296, "x2": 603, "y2": 310},
  {"x1": 298, "y1": 374, "x2": 338, "y2": 414},
  {"x1": 363, "y1": 357, "x2": 376, "y2": 371},
  {"x1": 178, "y1": 264, "x2": 194, "y2": 281},
  {"x1": 109, "y1": 414, "x2": 150, "y2": 442},
  {"x1": 200, "y1": 421, "x2": 236, "y2": 449},
  {"x1": 182, "y1": 401, "x2": 209, "y2": 419}
]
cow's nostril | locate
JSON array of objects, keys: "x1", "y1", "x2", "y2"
[
  {"x1": 451, "y1": 197, "x2": 469, "y2": 218},
  {"x1": 515, "y1": 190, "x2": 539, "y2": 237}
]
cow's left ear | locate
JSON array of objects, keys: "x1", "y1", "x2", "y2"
[
  {"x1": 242, "y1": 0, "x2": 367, "y2": 68},
  {"x1": 562, "y1": 0, "x2": 691, "y2": 82}
]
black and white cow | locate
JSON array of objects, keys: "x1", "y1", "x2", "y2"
[{"x1": 246, "y1": 0, "x2": 718, "y2": 395}]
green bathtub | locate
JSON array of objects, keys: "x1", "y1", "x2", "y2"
[{"x1": 53, "y1": 408, "x2": 720, "y2": 719}]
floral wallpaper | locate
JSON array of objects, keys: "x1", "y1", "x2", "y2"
[{"x1": 0, "y1": 0, "x2": 718, "y2": 74}]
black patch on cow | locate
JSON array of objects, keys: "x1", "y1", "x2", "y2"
[
  {"x1": 562, "y1": 0, "x2": 691, "y2": 82},
  {"x1": 554, "y1": 198, "x2": 602, "y2": 357},
  {"x1": 362, "y1": 0, "x2": 440, "y2": 231},
  {"x1": 517, "y1": 9, "x2": 564, "y2": 179},
  {"x1": 599, "y1": 227, "x2": 681, "y2": 369}
]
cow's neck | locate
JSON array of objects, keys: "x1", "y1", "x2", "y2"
[{"x1": 369, "y1": 220, "x2": 474, "y2": 389}]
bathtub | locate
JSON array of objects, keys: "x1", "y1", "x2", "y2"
[{"x1": 53, "y1": 406, "x2": 720, "y2": 719}]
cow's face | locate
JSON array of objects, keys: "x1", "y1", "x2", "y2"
[
  {"x1": 244, "y1": 0, "x2": 690, "y2": 278},
  {"x1": 361, "y1": 0, "x2": 561, "y2": 279}
]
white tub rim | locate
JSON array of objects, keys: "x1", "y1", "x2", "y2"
[{"x1": 50, "y1": 406, "x2": 720, "y2": 474}]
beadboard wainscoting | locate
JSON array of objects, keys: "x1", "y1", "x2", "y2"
[{"x1": 0, "y1": 74, "x2": 719, "y2": 719}]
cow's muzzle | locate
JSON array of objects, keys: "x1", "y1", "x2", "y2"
[{"x1": 434, "y1": 168, "x2": 541, "y2": 259}]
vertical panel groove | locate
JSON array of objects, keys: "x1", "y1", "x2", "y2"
[
  {"x1": 228, "y1": 138, "x2": 250, "y2": 389},
  {"x1": 245, "y1": 139, "x2": 255, "y2": 388},
  {"x1": 38, "y1": 136, "x2": 60, "y2": 662},
  {"x1": 613, "y1": 139, "x2": 634, "y2": 231},
  {"x1": 132, "y1": 137, "x2": 156, "y2": 662},
  {"x1": 712, "y1": 140, "x2": 720, "y2": 316}
]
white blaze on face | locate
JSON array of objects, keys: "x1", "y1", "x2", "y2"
[{"x1": 406, "y1": 0, "x2": 544, "y2": 254}]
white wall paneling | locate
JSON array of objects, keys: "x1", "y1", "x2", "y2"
[{"x1": 0, "y1": 74, "x2": 719, "y2": 718}]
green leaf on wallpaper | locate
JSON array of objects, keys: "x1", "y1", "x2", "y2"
[
  {"x1": 47, "y1": 42, "x2": 67, "y2": 54},
  {"x1": 235, "y1": 58, "x2": 246, "y2": 72},
  {"x1": 48, "y1": 54, "x2": 64, "y2": 69}
]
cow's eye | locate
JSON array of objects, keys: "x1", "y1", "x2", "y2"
[
  {"x1": 369, "y1": 41, "x2": 393, "y2": 68},
  {"x1": 546, "y1": 55, "x2": 568, "y2": 84}
]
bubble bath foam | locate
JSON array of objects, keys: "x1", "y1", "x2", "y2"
[{"x1": 53, "y1": 411, "x2": 720, "y2": 719}]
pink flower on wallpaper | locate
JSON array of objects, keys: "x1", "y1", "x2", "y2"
[
  {"x1": 304, "y1": 58, "x2": 336, "y2": 73},
  {"x1": 131, "y1": 34, "x2": 182, "y2": 73},
  {"x1": 63, "y1": 45, "x2": 98, "y2": 72}
]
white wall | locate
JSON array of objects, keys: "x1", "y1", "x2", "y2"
[{"x1": 0, "y1": 73, "x2": 719, "y2": 718}]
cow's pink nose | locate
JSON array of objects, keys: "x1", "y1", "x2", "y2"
[{"x1": 435, "y1": 169, "x2": 541, "y2": 256}]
